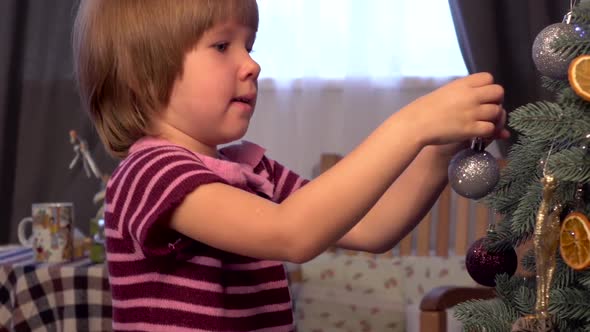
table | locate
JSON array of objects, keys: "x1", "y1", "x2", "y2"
[{"x1": 0, "y1": 246, "x2": 112, "y2": 331}]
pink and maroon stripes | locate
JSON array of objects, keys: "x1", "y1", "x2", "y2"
[{"x1": 105, "y1": 142, "x2": 306, "y2": 331}]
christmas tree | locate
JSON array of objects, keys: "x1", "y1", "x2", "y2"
[{"x1": 453, "y1": 3, "x2": 590, "y2": 331}]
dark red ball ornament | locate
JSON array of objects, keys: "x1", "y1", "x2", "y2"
[{"x1": 465, "y1": 237, "x2": 517, "y2": 287}]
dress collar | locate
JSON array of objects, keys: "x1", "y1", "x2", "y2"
[{"x1": 130, "y1": 137, "x2": 274, "y2": 198}]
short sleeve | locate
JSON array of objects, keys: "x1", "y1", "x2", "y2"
[{"x1": 105, "y1": 145, "x2": 226, "y2": 257}]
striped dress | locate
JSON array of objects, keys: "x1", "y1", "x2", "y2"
[{"x1": 104, "y1": 137, "x2": 308, "y2": 331}]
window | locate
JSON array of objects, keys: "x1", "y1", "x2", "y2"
[{"x1": 254, "y1": 0, "x2": 468, "y2": 81}]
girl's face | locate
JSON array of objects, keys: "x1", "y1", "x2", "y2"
[{"x1": 156, "y1": 20, "x2": 260, "y2": 157}]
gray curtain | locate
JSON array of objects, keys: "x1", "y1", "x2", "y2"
[
  {"x1": 0, "y1": 0, "x2": 118, "y2": 244},
  {"x1": 449, "y1": 0, "x2": 570, "y2": 156}
]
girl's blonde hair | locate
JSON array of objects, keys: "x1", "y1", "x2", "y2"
[{"x1": 72, "y1": 0, "x2": 259, "y2": 158}]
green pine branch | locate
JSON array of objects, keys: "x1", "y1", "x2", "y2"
[
  {"x1": 572, "y1": 2, "x2": 590, "y2": 24},
  {"x1": 557, "y1": 317, "x2": 590, "y2": 332},
  {"x1": 556, "y1": 87, "x2": 590, "y2": 109},
  {"x1": 542, "y1": 76, "x2": 570, "y2": 92},
  {"x1": 484, "y1": 139, "x2": 547, "y2": 217},
  {"x1": 454, "y1": 298, "x2": 519, "y2": 332},
  {"x1": 552, "y1": 256, "x2": 578, "y2": 289},
  {"x1": 512, "y1": 284, "x2": 536, "y2": 317},
  {"x1": 510, "y1": 101, "x2": 590, "y2": 143},
  {"x1": 518, "y1": 251, "x2": 577, "y2": 290},
  {"x1": 495, "y1": 274, "x2": 535, "y2": 316},
  {"x1": 553, "y1": 38, "x2": 590, "y2": 60},
  {"x1": 546, "y1": 147, "x2": 590, "y2": 182},
  {"x1": 492, "y1": 138, "x2": 546, "y2": 189},
  {"x1": 487, "y1": 178, "x2": 529, "y2": 214},
  {"x1": 487, "y1": 218, "x2": 532, "y2": 252},
  {"x1": 509, "y1": 180, "x2": 543, "y2": 239},
  {"x1": 550, "y1": 287, "x2": 590, "y2": 322},
  {"x1": 556, "y1": 87, "x2": 576, "y2": 103},
  {"x1": 486, "y1": 192, "x2": 520, "y2": 217},
  {"x1": 521, "y1": 249, "x2": 536, "y2": 274},
  {"x1": 578, "y1": 270, "x2": 590, "y2": 289}
]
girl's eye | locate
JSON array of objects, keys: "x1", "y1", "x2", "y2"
[
  {"x1": 214, "y1": 42, "x2": 229, "y2": 52},
  {"x1": 247, "y1": 41, "x2": 255, "y2": 54}
]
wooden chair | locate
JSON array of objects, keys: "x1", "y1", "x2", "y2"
[
  {"x1": 419, "y1": 286, "x2": 496, "y2": 332},
  {"x1": 318, "y1": 153, "x2": 503, "y2": 332}
]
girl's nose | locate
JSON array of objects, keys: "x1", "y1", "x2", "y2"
[{"x1": 239, "y1": 55, "x2": 261, "y2": 81}]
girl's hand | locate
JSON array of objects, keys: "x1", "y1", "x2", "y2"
[
  {"x1": 433, "y1": 105, "x2": 510, "y2": 158},
  {"x1": 399, "y1": 72, "x2": 506, "y2": 148}
]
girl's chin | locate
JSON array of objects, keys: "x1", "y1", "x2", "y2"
[{"x1": 220, "y1": 129, "x2": 250, "y2": 144}]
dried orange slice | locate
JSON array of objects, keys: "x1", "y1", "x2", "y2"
[
  {"x1": 560, "y1": 212, "x2": 590, "y2": 270},
  {"x1": 568, "y1": 55, "x2": 590, "y2": 102}
]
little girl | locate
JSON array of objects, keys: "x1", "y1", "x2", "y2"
[{"x1": 73, "y1": 0, "x2": 508, "y2": 331}]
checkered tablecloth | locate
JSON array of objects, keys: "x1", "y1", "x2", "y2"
[{"x1": 0, "y1": 246, "x2": 112, "y2": 332}]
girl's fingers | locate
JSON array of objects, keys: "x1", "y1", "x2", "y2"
[
  {"x1": 463, "y1": 72, "x2": 494, "y2": 87},
  {"x1": 493, "y1": 108, "x2": 509, "y2": 138},
  {"x1": 477, "y1": 105, "x2": 510, "y2": 140},
  {"x1": 477, "y1": 104, "x2": 502, "y2": 121},
  {"x1": 475, "y1": 84, "x2": 504, "y2": 104},
  {"x1": 499, "y1": 128, "x2": 511, "y2": 139}
]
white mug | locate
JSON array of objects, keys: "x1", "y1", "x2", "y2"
[{"x1": 18, "y1": 202, "x2": 75, "y2": 263}]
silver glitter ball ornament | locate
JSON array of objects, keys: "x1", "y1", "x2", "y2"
[
  {"x1": 448, "y1": 147, "x2": 500, "y2": 199},
  {"x1": 532, "y1": 22, "x2": 586, "y2": 79}
]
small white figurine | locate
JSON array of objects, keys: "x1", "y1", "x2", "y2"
[
  {"x1": 68, "y1": 130, "x2": 109, "y2": 219},
  {"x1": 69, "y1": 130, "x2": 102, "y2": 179}
]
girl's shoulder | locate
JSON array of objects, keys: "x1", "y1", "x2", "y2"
[
  {"x1": 109, "y1": 139, "x2": 202, "y2": 178},
  {"x1": 106, "y1": 139, "x2": 221, "y2": 193}
]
